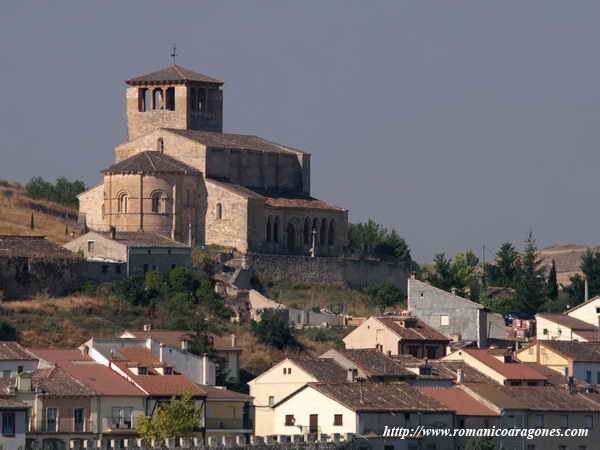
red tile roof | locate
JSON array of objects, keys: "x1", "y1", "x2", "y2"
[
  {"x1": 537, "y1": 313, "x2": 596, "y2": 331},
  {"x1": 125, "y1": 65, "x2": 223, "y2": 85},
  {"x1": 123, "y1": 330, "x2": 242, "y2": 351},
  {"x1": 376, "y1": 317, "x2": 451, "y2": 342},
  {"x1": 462, "y1": 349, "x2": 547, "y2": 381},
  {"x1": 0, "y1": 342, "x2": 37, "y2": 361},
  {"x1": 418, "y1": 387, "x2": 499, "y2": 416}
]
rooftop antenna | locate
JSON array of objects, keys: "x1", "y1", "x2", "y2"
[{"x1": 171, "y1": 44, "x2": 178, "y2": 65}]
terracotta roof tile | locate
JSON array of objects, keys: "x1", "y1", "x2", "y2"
[
  {"x1": 537, "y1": 341, "x2": 600, "y2": 362},
  {"x1": 0, "y1": 236, "x2": 79, "y2": 261},
  {"x1": 418, "y1": 387, "x2": 499, "y2": 416},
  {"x1": 126, "y1": 65, "x2": 223, "y2": 85},
  {"x1": 289, "y1": 358, "x2": 347, "y2": 382},
  {"x1": 376, "y1": 317, "x2": 451, "y2": 342},
  {"x1": 103, "y1": 151, "x2": 201, "y2": 175},
  {"x1": 31, "y1": 367, "x2": 96, "y2": 396},
  {"x1": 93, "y1": 231, "x2": 190, "y2": 249},
  {"x1": 330, "y1": 349, "x2": 415, "y2": 378},
  {"x1": 462, "y1": 349, "x2": 547, "y2": 381},
  {"x1": 0, "y1": 342, "x2": 37, "y2": 361},
  {"x1": 536, "y1": 313, "x2": 596, "y2": 331},
  {"x1": 309, "y1": 382, "x2": 451, "y2": 412}
]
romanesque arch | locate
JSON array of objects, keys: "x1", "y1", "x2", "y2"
[
  {"x1": 117, "y1": 192, "x2": 128, "y2": 213},
  {"x1": 152, "y1": 88, "x2": 163, "y2": 110},
  {"x1": 266, "y1": 216, "x2": 272, "y2": 242},
  {"x1": 151, "y1": 191, "x2": 163, "y2": 213}
]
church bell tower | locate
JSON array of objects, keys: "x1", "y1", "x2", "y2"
[{"x1": 125, "y1": 65, "x2": 224, "y2": 142}]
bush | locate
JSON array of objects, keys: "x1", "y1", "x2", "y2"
[
  {"x1": 252, "y1": 310, "x2": 302, "y2": 350},
  {"x1": 25, "y1": 176, "x2": 85, "y2": 207},
  {"x1": 0, "y1": 321, "x2": 17, "y2": 341},
  {"x1": 79, "y1": 281, "x2": 98, "y2": 296}
]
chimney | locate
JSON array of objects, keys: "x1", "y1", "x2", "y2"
[
  {"x1": 16, "y1": 373, "x2": 32, "y2": 392},
  {"x1": 110, "y1": 226, "x2": 116, "y2": 240},
  {"x1": 143, "y1": 324, "x2": 152, "y2": 332},
  {"x1": 188, "y1": 223, "x2": 193, "y2": 248},
  {"x1": 231, "y1": 334, "x2": 237, "y2": 347},
  {"x1": 568, "y1": 376, "x2": 576, "y2": 394},
  {"x1": 181, "y1": 339, "x2": 189, "y2": 352},
  {"x1": 203, "y1": 353, "x2": 209, "y2": 385},
  {"x1": 347, "y1": 368, "x2": 356, "y2": 383},
  {"x1": 159, "y1": 343, "x2": 165, "y2": 363},
  {"x1": 456, "y1": 368, "x2": 464, "y2": 384}
]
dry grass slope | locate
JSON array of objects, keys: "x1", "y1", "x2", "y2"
[{"x1": 0, "y1": 180, "x2": 80, "y2": 245}]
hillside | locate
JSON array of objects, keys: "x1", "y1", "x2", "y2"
[
  {"x1": 0, "y1": 180, "x2": 80, "y2": 245},
  {"x1": 538, "y1": 244, "x2": 599, "y2": 286}
]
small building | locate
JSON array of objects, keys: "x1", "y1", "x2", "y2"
[
  {"x1": 343, "y1": 314, "x2": 451, "y2": 359},
  {"x1": 319, "y1": 348, "x2": 416, "y2": 382},
  {"x1": 0, "y1": 342, "x2": 38, "y2": 378},
  {"x1": 516, "y1": 340, "x2": 600, "y2": 384},
  {"x1": 64, "y1": 230, "x2": 191, "y2": 278},
  {"x1": 272, "y1": 382, "x2": 453, "y2": 450},
  {"x1": 565, "y1": 296, "x2": 600, "y2": 326},
  {"x1": 0, "y1": 235, "x2": 82, "y2": 298},
  {"x1": 408, "y1": 278, "x2": 488, "y2": 346},
  {"x1": 535, "y1": 313, "x2": 599, "y2": 341}
]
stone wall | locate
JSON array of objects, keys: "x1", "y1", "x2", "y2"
[
  {"x1": 205, "y1": 181, "x2": 250, "y2": 251},
  {"x1": 246, "y1": 254, "x2": 408, "y2": 291}
]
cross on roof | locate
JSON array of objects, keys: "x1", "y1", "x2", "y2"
[{"x1": 170, "y1": 44, "x2": 178, "y2": 65}]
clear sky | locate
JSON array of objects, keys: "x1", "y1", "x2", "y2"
[{"x1": 1, "y1": 1, "x2": 599, "y2": 263}]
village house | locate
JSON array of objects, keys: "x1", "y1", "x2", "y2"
[
  {"x1": 0, "y1": 342, "x2": 38, "y2": 378},
  {"x1": 443, "y1": 348, "x2": 547, "y2": 386},
  {"x1": 407, "y1": 277, "x2": 488, "y2": 346},
  {"x1": 64, "y1": 230, "x2": 191, "y2": 279},
  {"x1": 271, "y1": 382, "x2": 453, "y2": 450},
  {"x1": 0, "y1": 398, "x2": 29, "y2": 450},
  {"x1": 517, "y1": 340, "x2": 600, "y2": 384},
  {"x1": 79, "y1": 339, "x2": 253, "y2": 438},
  {"x1": 120, "y1": 329, "x2": 242, "y2": 384},
  {"x1": 535, "y1": 313, "x2": 599, "y2": 342},
  {"x1": 564, "y1": 296, "x2": 600, "y2": 326},
  {"x1": 77, "y1": 64, "x2": 349, "y2": 256},
  {"x1": 0, "y1": 235, "x2": 82, "y2": 299},
  {"x1": 343, "y1": 314, "x2": 451, "y2": 359}
]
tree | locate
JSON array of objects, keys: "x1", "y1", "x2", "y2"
[
  {"x1": 426, "y1": 251, "x2": 480, "y2": 299},
  {"x1": 563, "y1": 273, "x2": 585, "y2": 305},
  {"x1": 252, "y1": 309, "x2": 302, "y2": 350},
  {"x1": 365, "y1": 281, "x2": 405, "y2": 313},
  {"x1": 486, "y1": 242, "x2": 520, "y2": 287},
  {"x1": 515, "y1": 232, "x2": 547, "y2": 314},
  {"x1": 580, "y1": 249, "x2": 600, "y2": 299},
  {"x1": 347, "y1": 219, "x2": 413, "y2": 265},
  {"x1": 428, "y1": 253, "x2": 456, "y2": 292},
  {"x1": 136, "y1": 392, "x2": 201, "y2": 440},
  {"x1": 169, "y1": 267, "x2": 200, "y2": 295},
  {"x1": 547, "y1": 259, "x2": 559, "y2": 301}
]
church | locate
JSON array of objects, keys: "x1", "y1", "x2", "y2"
[{"x1": 78, "y1": 65, "x2": 348, "y2": 256}]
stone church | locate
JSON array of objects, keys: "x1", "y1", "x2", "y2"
[{"x1": 78, "y1": 65, "x2": 348, "y2": 256}]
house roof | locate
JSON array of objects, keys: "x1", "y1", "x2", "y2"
[
  {"x1": 307, "y1": 382, "x2": 451, "y2": 412},
  {"x1": 165, "y1": 128, "x2": 306, "y2": 155},
  {"x1": 93, "y1": 231, "x2": 190, "y2": 249},
  {"x1": 418, "y1": 387, "x2": 498, "y2": 416},
  {"x1": 375, "y1": 317, "x2": 451, "y2": 342},
  {"x1": 0, "y1": 397, "x2": 29, "y2": 409},
  {"x1": 0, "y1": 342, "x2": 37, "y2": 361},
  {"x1": 461, "y1": 349, "x2": 547, "y2": 381},
  {"x1": 536, "y1": 341, "x2": 600, "y2": 363},
  {"x1": 102, "y1": 151, "x2": 201, "y2": 175},
  {"x1": 125, "y1": 65, "x2": 223, "y2": 85},
  {"x1": 201, "y1": 385, "x2": 252, "y2": 401},
  {"x1": 30, "y1": 367, "x2": 96, "y2": 397},
  {"x1": 409, "y1": 279, "x2": 483, "y2": 308},
  {"x1": 328, "y1": 349, "x2": 414, "y2": 378},
  {"x1": 0, "y1": 236, "x2": 80, "y2": 261},
  {"x1": 536, "y1": 313, "x2": 596, "y2": 331},
  {"x1": 565, "y1": 296, "x2": 600, "y2": 314},
  {"x1": 464, "y1": 383, "x2": 597, "y2": 411},
  {"x1": 288, "y1": 358, "x2": 347, "y2": 382},
  {"x1": 519, "y1": 362, "x2": 592, "y2": 388},
  {"x1": 122, "y1": 330, "x2": 242, "y2": 352},
  {"x1": 29, "y1": 349, "x2": 145, "y2": 397}
]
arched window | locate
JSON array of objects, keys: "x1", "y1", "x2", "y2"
[
  {"x1": 320, "y1": 219, "x2": 327, "y2": 246},
  {"x1": 165, "y1": 87, "x2": 175, "y2": 111},
  {"x1": 138, "y1": 88, "x2": 149, "y2": 112},
  {"x1": 303, "y1": 217, "x2": 311, "y2": 245},
  {"x1": 151, "y1": 192, "x2": 162, "y2": 213},
  {"x1": 157, "y1": 138, "x2": 164, "y2": 152},
  {"x1": 266, "y1": 216, "x2": 272, "y2": 242},
  {"x1": 152, "y1": 88, "x2": 163, "y2": 110},
  {"x1": 328, "y1": 220, "x2": 335, "y2": 246},
  {"x1": 118, "y1": 193, "x2": 128, "y2": 213},
  {"x1": 274, "y1": 217, "x2": 280, "y2": 243},
  {"x1": 216, "y1": 203, "x2": 223, "y2": 220},
  {"x1": 287, "y1": 223, "x2": 296, "y2": 252}
]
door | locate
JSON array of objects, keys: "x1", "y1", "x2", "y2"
[
  {"x1": 74, "y1": 408, "x2": 85, "y2": 432},
  {"x1": 309, "y1": 414, "x2": 318, "y2": 434}
]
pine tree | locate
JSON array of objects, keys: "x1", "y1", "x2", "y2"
[
  {"x1": 515, "y1": 232, "x2": 547, "y2": 314},
  {"x1": 487, "y1": 242, "x2": 520, "y2": 287},
  {"x1": 580, "y1": 249, "x2": 600, "y2": 299},
  {"x1": 547, "y1": 259, "x2": 559, "y2": 301}
]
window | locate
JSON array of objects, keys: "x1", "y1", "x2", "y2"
[
  {"x1": 216, "y1": 203, "x2": 222, "y2": 219},
  {"x1": 559, "y1": 414, "x2": 568, "y2": 428},
  {"x1": 596, "y1": 307, "x2": 600, "y2": 314},
  {"x1": 47, "y1": 407, "x2": 58, "y2": 432},
  {"x1": 138, "y1": 367, "x2": 148, "y2": 375},
  {"x1": 408, "y1": 346, "x2": 420, "y2": 358},
  {"x1": 2, "y1": 370, "x2": 10, "y2": 378},
  {"x1": 151, "y1": 192, "x2": 162, "y2": 213},
  {"x1": 543, "y1": 328, "x2": 548, "y2": 335},
  {"x1": 111, "y1": 407, "x2": 133, "y2": 429},
  {"x1": 268, "y1": 396, "x2": 274, "y2": 407},
  {"x1": 586, "y1": 370, "x2": 592, "y2": 383},
  {"x1": 2, "y1": 413, "x2": 15, "y2": 436},
  {"x1": 285, "y1": 415, "x2": 295, "y2": 426},
  {"x1": 440, "y1": 315, "x2": 449, "y2": 326},
  {"x1": 157, "y1": 138, "x2": 164, "y2": 152},
  {"x1": 152, "y1": 88, "x2": 163, "y2": 110},
  {"x1": 87, "y1": 241, "x2": 95, "y2": 252},
  {"x1": 532, "y1": 414, "x2": 543, "y2": 428},
  {"x1": 118, "y1": 193, "x2": 128, "y2": 213},
  {"x1": 165, "y1": 87, "x2": 175, "y2": 111},
  {"x1": 333, "y1": 414, "x2": 343, "y2": 426},
  {"x1": 74, "y1": 408, "x2": 85, "y2": 432},
  {"x1": 585, "y1": 415, "x2": 593, "y2": 429}
]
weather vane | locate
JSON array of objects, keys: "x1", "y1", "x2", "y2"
[{"x1": 171, "y1": 44, "x2": 178, "y2": 65}]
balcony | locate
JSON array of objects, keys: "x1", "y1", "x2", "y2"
[
  {"x1": 205, "y1": 417, "x2": 252, "y2": 431},
  {"x1": 101, "y1": 417, "x2": 135, "y2": 434}
]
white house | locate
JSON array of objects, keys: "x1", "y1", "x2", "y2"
[
  {"x1": 535, "y1": 313, "x2": 599, "y2": 342},
  {"x1": 0, "y1": 399, "x2": 29, "y2": 450}
]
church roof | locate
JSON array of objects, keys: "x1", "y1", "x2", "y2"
[
  {"x1": 102, "y1": 151, "x2": 201, "y2": 175},
  {"x1": 126, "y1": 65, "x2": 223, "y2": 86},
  {"x1": 164, "y1": 129, "x2": 307, "y2": 155}
]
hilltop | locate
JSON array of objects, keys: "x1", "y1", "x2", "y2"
[
  {"x1": 538, "y1": 244, "x2": 599, "y2": 286},
  {"x1": 0, "y1": 179, "x2": 80, "y2": 245}
]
